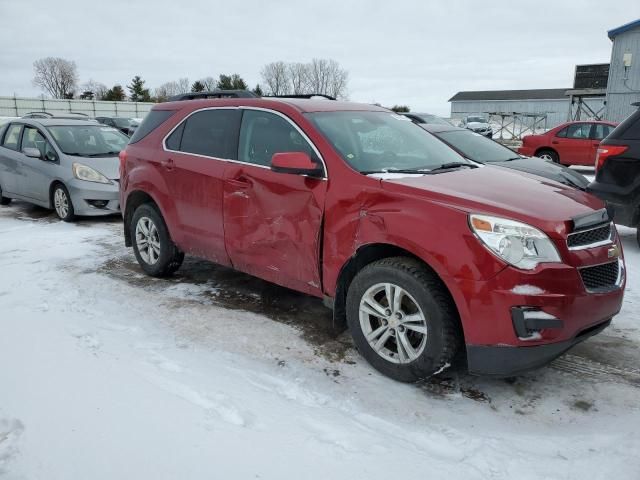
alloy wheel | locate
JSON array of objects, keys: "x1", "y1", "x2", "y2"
[
  {"x1": 135, "y1": 216, "x2": 161, "y2": 265},
  {"x1": 53, "y1": 188, "x2": 69, "y2": 219},
  {"x1": 359, "y1": 282, "x2": 428, "y2": 364}
]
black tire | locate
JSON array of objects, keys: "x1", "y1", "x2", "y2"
[
  {"x1": 130, "y1": 203, "x2": 184, "y2": 277},
  {"x1": 52, "y1": 183, "x2": 75, "y2": 222},
  {"x1": 636, "y1": 228, "x2": 640, "y2": 248},
  {"x1": 346, "y1": 257, "x2": 462, "y2": 383},
  {"x1": 0, "y1": 184, "x2": 11, "y2": 205},
  {"x1": 537, "y1": 149, "x2": 560, "y2": 164}
]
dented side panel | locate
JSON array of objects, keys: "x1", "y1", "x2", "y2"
[{"x1": 223, "y1": 162, "x2": 326, "y2": 297}]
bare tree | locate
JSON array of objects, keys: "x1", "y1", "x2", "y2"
[
  {"x1": 288, "y1": 63, "x2": 309, "y2": 95},
  {"x1": 80, "y1": 79, "x2": 108, "y2": 100},
  {"x1": 260, "y1": 61, "x2": 291, "y2": 96},
  {"x1": 200, "y1": 76, "x2": 217, "y2": 90},
  {"x1": 307, "y1": 58, "x2": 348, "y2": 99},
  {"x1": 176, "y1": 77, "x2": 190, "y2": 94},
  {"x1": 32, "y1": 57, "x2": 79, "y2": 98}
]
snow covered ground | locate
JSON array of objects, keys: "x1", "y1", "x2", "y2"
[{"x1": 1, "y1": 201, "x2": 639, "y2": 480}]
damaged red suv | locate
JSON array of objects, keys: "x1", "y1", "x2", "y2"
[{"x1": 120, "y1": 94, "x2": 625, "y2": 381}]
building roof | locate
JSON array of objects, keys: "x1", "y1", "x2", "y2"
[
  {"x1": 608, "y1": 19, "x2": 640, "y2": 39},
  {"x1": 448, "y1": 88, "x2": 569, "y2": 102}
]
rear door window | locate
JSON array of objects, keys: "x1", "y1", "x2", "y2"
[
  {"x1": 178, "y1": 109, "x2": 241, "y2": 159},
  {"x1": 2, "y1": 124, "x2": 22, "y2": 151},
  {"x1": 591, "y1": 124, "x2": 614, "y2": 140},
  {"x1": 564, "y1": 123, "x2": 591, "y2": 139}
]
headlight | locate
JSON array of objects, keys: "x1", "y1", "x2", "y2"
[
  {"x1": 469, "y1": 214, "x2": 561, "y2": 270},
  {"x1": 72, "y1": 163, "x2": 111, "y2": 184}
]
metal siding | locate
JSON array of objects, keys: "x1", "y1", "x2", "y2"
[
  {"x1": 450, "y1": 99, "x2": 570, "y2": 127},
  {"x1": 605, "y1": 27, "x2": 640, "y2": 122}
]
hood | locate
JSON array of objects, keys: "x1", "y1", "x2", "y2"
[
  {"x1": 378, "y1": 166, "x2": 603, "y2": 231},
  {"x1": 491, "y1": 157, "x2": 590, "y2": 189},
  {"x1": 467, "y1": 122, "x2": 490, "y2": 129},
  {"x1": 69, "y1": 155, "x2": 120, "y2": 180}
]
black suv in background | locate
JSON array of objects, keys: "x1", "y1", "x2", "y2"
[{"x1": 588, "y1": 103, "x2": 640, "y2": 245}]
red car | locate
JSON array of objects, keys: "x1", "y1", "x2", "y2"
[
  {"x1": 519, "y1": 121, "x2": 617, "y2": 166},
  {"x1": 120, "y1": 97, "x2": 625, "y2": 381}
]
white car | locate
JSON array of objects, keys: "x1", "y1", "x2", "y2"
[{"x1": 460, "y1": 115, "x2": 493, "y2": 138}]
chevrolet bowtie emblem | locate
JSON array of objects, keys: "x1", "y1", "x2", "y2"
[{"x1": 608, "y1": 245, "x2": 620, "y2": 259}]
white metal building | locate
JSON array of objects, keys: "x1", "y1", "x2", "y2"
[{"x1": 605, "y1": 19, "x2": 640, "y2": 122}]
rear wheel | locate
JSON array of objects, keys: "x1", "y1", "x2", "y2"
[
  {"x1": 346, "y1": 257, "x2": 462, "y2": 383},
  {"x1": 537, "y1": 149, "x2": 559, "y2": 164},
  {"x1": 131, "y1": 203, "x2": 184, "y2": 277},
  {"x1": 52, "y1": 184, "x2": 75, "y2": 222},
  {"x1": 0, "y1": 184, "x2": 11, "y2": 205}
]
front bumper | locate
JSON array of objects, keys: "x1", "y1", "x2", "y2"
[
  {"x1": 67, "y1": 178, "x2": 120, "y2": 216},
  {"x1": 467, "y1": 319, "x2": 611, "y2": 376}
]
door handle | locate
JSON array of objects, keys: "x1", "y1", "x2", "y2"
[
  {"x1": 226, "y1": 176, "x2": 251, "y2": 189},
  {"x1": 161, "y1": 158, "x2": 174, "y2": 171},
  {"x1": 551, "y1": 141, "x2": 559, "y2": 145}
]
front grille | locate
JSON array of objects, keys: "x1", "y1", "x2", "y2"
[
  {"x1": 580, "y1": 261, "x2": 620, "y2": 292},
  {"x1": 567, "y1": 223, "x2": 612, "y2": 249}
]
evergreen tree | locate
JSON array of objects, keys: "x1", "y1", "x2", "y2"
[
  {"x1": 127, "y1": 76, "x2": 151, "y2": 102},
  {"x1": 217, "y1": 74, "x2": 248, "y2": 90},
  {"x1": 103, "y1": 85, "x2": 126, "y2": 101},
  {"x1": 191, "y1": 80, "x2": 206, "y2": 92},
  {"x1": 252, "y1": 84, "x2": 264, "y2": 96},
  {"x1": 391, "y1": 105, "x2": 410, "y2": 113}
]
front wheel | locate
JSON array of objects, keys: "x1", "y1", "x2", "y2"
[
  {"x1": 346, "y1": 257, "x2": 462, "y2": 382},
  {"x1": 131, "y1": 203, "x2": 184, "y2": 277},
  {"x1": 52, "y1": 184, "x2": 75, "y2": 222}
]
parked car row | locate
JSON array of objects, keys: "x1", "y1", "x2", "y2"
[
  {"x1": 20, "y1": 111, "x2": 140, "y2": 136},
  {"x1": 0, "y1": 92, "x2": 635, "y2": 383}
]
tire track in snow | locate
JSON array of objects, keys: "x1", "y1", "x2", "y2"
[{"x1": 551, "y1": 354, "x2": 640, "y2": 387}]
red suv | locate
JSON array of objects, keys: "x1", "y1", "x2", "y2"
[
  {"x1": 519, "y1": 121, "x2": 617, "y2": 166},
  {"x1": 120, "y1": 96, "x2": 625, "y2": 381}
]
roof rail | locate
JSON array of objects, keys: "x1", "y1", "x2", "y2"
[
  {"x1": 266, "y1": 94, "x2": 336, "y2": 100},
  {"x1": 168, "y1": 90, "x2": 259, "y2": 101}
]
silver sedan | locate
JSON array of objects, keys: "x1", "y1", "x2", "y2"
[{"x1": 0, "y1": 119, "x2": 126, "y2": 221}]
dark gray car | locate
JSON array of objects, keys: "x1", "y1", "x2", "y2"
[
  {"x1": 420, "y1": 124, "x2": 589, "y2": 189},
  {"x1": 0, "y1": 119, "x2": 127, "y2": 221}
]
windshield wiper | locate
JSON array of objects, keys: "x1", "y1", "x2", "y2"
[
  {"x1": 501, "y1": 156, "x2": 524, "y2": 162},
  {"x1": 85, "y1": 151, "x2": 121, "y2": 157},
  {"x1": 425, "y1": 162, "x2": 478, "y2": 174},
  {"x1": 363, "y1": 163, "x2": 477, "y2": 175}
]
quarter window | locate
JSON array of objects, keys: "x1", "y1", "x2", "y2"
[
  {"x1": 238, "y1": 110, "x2": 316, "y2": 167},
  {"x1": 178, "y1": 109, "x2": 241, "y2": 159},
  {"x1": 2, "y1": 124, "x2": 22, "y2": 151}
]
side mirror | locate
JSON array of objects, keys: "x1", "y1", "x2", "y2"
[
  {"x1": 22, "y1": 147, "x2": 42, "y2": 159},
  {"x1": 271, "y1": 152, "x2": 323, "y2": 177}
]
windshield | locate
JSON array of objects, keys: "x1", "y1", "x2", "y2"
[
  {"x1": 436, "y1": 130, "x2": 519, "y2": 163},
  {"x1": 47, "y1": 125, "x2": 129, "y2": 156},
  {"x1": 307, "y1": 111, "x2": 470, "y2": 173},
  {"x1": 466, "y1": 116, "x2": 487, "y2": 123}
]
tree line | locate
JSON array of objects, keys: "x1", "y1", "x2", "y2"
[{"x1": 31, "y1": 56, "x2": 349, "y2": 103}]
